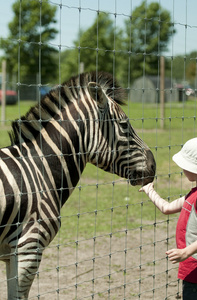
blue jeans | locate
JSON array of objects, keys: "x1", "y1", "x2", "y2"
[{"x1": 183, "y1": 281, "x2": 197, "y2": 300}]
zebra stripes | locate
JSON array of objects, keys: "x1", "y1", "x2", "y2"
[{"x1": 0, "y1": 71, "x2": 155, "y2": 299}]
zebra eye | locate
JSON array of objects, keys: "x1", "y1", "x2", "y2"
[{"x1": 119, "y1": 120, "x2": 129, "y2": 130}]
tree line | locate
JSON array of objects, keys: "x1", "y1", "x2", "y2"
[{"x1": 1, "y1": 0, "x2": 196, "y2": 88}]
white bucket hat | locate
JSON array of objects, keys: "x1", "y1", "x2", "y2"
[{"x1": 172, "y1": 138, "x2": 197, "y2": 174}]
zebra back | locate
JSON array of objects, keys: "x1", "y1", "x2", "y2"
[{"x1": 9, "y1": 72, "x2": 126, "y2": 146}]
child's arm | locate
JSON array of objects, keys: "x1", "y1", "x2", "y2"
[
  {"x1": 166, "y1": 240, "x2": 197, "y2": 263},
  {"x1": 139, "y1": 182, "x2": 185, "y2": 215}
]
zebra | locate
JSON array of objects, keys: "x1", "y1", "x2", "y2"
[{"x1": 0, "y1": 71, "x2": 156, "y2": 299}]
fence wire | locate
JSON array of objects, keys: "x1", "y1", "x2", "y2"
[{"x1": 0, "y1": 0, "x2": 197, "y2": 299}]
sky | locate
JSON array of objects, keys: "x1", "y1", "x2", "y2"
[{"x1": 0, "y1": 0, "x2": 197, "y2": 57}]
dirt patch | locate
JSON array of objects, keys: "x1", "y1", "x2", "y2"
[{"x1": 0, "y1": 218, "x2": 182, "y2": 300}]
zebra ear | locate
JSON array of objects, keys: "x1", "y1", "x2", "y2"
[{"x1": 88, "y1": 82, "x2": 108, "y2": 108}]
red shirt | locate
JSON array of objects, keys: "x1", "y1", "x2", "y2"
[{"x1": 176, "y1": 187, "x2": 197, "y2": 283}]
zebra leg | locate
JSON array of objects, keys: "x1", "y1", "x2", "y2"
[{"x1": 6, "y1": 249, "x2": 42, "y2": 300}]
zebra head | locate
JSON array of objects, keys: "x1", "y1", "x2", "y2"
[{"x1": 87, "y1": 81, "x2": 156, "y2": 186}]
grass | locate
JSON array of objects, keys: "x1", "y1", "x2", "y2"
[{"x1": 0, "y1": 99, "x2": 196, "y2": 243}]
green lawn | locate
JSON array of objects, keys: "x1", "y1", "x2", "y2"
[{"x1": 0, "y1": 100, "x2": 196, "y2": 243}]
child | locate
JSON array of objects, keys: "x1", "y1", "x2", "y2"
[{"x1": 140, "y1": 138, "x2": 197, "y2": 300}]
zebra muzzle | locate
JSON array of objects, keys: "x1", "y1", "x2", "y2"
[{"x1": 129, "y1": 150, "x2": 156, "y2": 186}]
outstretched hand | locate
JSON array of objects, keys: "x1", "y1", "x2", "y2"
[{"x1": 139, "y1": 182, "x2": 154, "y2": 194}]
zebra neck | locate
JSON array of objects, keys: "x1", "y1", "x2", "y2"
[{"x1": 32, "y1": 119, "x2": 87, "y2": 206}]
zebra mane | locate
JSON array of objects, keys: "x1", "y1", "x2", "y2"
[{"x1": 9, "y1": 71, "x2": 126, "y2": 146}]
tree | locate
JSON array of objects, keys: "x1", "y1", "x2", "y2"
[
  {"x1": 124, "y1": 1, "x2": 175, "y2": 82},
  {"x1": 1, "y1": 0, "x2": 58, "y2": 83},
  {"x1": 60, "y1": 13, "x2": 124, "y2": 83},
  {"x1": 60, "y1": 2, "x2": 175, "y2": 87},
  {"x1": 185, "y1": 52, "x2": 197, "y2": 85},
  {"x1": 169, "y1": 52, "x2": 197, "y2": 85}
]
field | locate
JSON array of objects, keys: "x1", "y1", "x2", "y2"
[{"x1": 0, "y1": 99, "x2": 196, "y2": 299}]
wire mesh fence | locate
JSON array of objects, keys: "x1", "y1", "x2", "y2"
[{"x1": 0, "y1": 0, "x2": 197, "y2": 299}]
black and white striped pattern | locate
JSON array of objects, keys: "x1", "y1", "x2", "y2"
[{"x1": 0, "y1": 72, "x2": 155, "y2": 299}]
